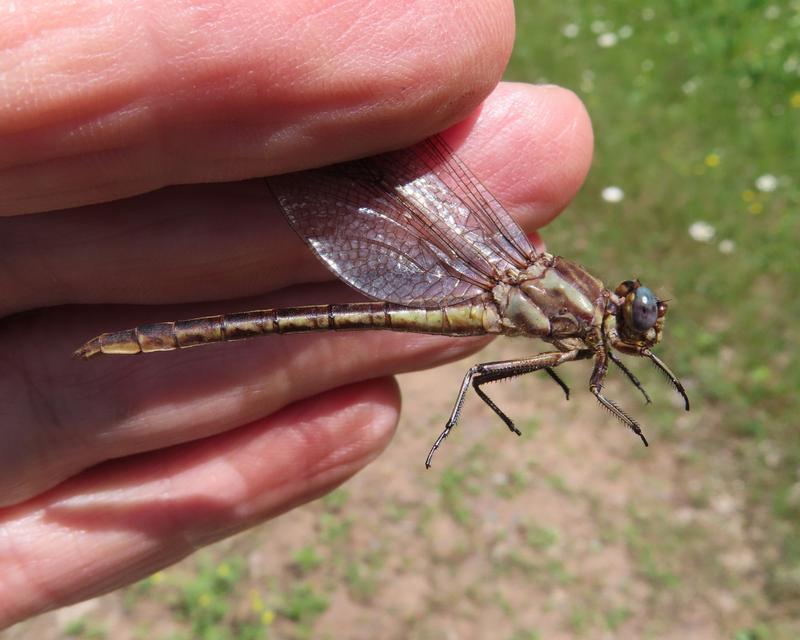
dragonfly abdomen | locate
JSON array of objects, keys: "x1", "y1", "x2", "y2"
[{"x1": 74, "y1": 301, "x2": 498, "y2": 359}]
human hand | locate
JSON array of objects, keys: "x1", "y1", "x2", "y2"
[{"x1": 0, "y1": 0, "x2": 592, "y2": 625}]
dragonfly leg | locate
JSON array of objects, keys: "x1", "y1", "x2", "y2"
[
  {"x1": 608, "y1": 351, "x2": 652, "y2": 404},
  {"x1": 544, "y1": 367, "x2": 571, "y2": 400},
  {"x1": 590, "y1": 349, "x2": 649, "y2": 446},
  {"x1": 425, "y1": 350, "x2": 585, "y2": 468},
  {"x1": 472, "y1": 379, "x2": 521, "y2": 437},
  {"x1": 426, "y1": 364, "x2": 483, "y2": 469},
  {"x1": 643, "y1": 349, "x2": 690, "y2": 411},
  {"x1": 606, "y1": 326, "x2": 689, "y2": 411}
]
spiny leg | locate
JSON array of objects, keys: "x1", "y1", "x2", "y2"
[
  {"x1": 473, "y1": 366, "x2": 570, "y2": 435},
  {"x1": 544, "y1": 367, "x2": 571, "y2": 400},
  {"x1": 590, "y1": 348, "x2": 649, "y2": 446},
  {"x1": 605, "y1": 325, "x2": 689, "y2": 411},
  {"x1": 591, "y1": 391, "x2": 649, "y2": 446},
  {"x1": 608, "y1": 351, "x2": 652, "y2": 404},
  {"x1": 426, "y1": 365, "x2": 482, "y2": 469},
  {"x1": 426, "y1": 350, "x2": 586, "y2": 468},
  {"x1": 643, "y1": 349, "x2": 690, "y2": 411},
  {"x1": 472, "y1": 372, "x2": 523, "y2": 437}
]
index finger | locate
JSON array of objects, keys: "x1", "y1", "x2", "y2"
[{"x1": 0, "y1": 0, "x2": 514, "y2": 215}]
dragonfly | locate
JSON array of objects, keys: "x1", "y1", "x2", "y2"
[{"x1": 76, "y1": 135, "x2": 689, "y2": 467}]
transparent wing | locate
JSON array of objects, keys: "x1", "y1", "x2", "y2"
[{"x1": 267, "y1": 135, "x2": 536, "y2": 308}]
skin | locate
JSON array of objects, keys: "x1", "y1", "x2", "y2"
[{"x1": 0, "y1": 0, "x2": 593, "y2": 626}]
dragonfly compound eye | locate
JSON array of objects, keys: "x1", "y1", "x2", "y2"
[{"x1": 630, "y1": 286, "x2": 658, "y2": 331}]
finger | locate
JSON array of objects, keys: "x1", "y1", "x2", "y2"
[
  {"x1": 1, "y1": 0, "x2": 515, "y2": 215},
  {"x1": 448, "y1": 82, "x2": 594, "y2": 231},
  {"x1": 0, "y1": 284, "x2": 486, "y2": 505},
  {"x1": 0, "y1": 83, "x2": 593, "y2": 316},
  {"x1": 0, "y1": 378, "x2": 399, "y2": 626}
]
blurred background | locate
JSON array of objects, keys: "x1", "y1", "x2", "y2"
[{"x1": 9, "y1": 2, "x2": 800, "y2": 639}]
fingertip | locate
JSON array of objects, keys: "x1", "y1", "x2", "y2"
[
  {"x1": 301, "y1": 376, "x2": 402, "y2": 473},
  {"x1": 232, "y1": 376, "x2": 402, "y2": 489},
  {"x1": 448, "y1": 82, "x2": 594, "y2": 231}
]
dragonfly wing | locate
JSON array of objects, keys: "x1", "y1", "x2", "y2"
[
  {"x1": 405, "y1": 135, "x2": 536, "y2": 268},
  {"x1": 267, "y1": 135, "x2": 536, "y2": 308}
]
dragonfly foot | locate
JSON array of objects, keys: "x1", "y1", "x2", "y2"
[{"x1": 426, "y1": 425, "x2": 452, "y2": 468}]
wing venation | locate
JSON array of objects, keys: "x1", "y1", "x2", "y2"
[{"x1": 267, "y1": 135, "x2": 536, "y2": 307}]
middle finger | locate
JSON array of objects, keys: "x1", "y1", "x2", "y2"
[{"x1": 0, "y1": 83, "x2": 592, "y2": 316}]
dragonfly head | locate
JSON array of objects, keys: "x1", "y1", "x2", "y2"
[
  {"x1": 607, "y1": 279, "x2": 690, "y2": 411},
  {"x1": 611, "y1": 279, "x2": 667, "y2": 351}
]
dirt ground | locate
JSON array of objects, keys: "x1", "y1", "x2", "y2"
[{"x1": 5, "y1": 340, "x2": 776, "y2": 639}]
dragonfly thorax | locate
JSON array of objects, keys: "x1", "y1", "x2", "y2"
[{"x1": 494, "y1": 255, "x2": 606, "y2": 342}]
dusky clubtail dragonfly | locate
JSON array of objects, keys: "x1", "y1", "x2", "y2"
[{"x1": 76, "y1": 135, "x2": 689, "y2": 467}]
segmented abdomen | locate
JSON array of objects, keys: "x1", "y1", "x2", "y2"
[{"x1": 75, "y1": 301, "x2": 500, "y2": 359}]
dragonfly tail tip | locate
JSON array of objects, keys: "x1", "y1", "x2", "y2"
[{"x1": 73, "y1": 338, "x2": 102, "y2": 360}]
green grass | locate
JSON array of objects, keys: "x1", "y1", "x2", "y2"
[
  {"x1": 436, "y1": 444, "x2": 488, "y2": 524},
  {"x1": 522, "y1": 521, "x2": 559, "y2": 551},
  {"x1": 291, "y1": 546, "x2": 323, "y2": 575},
  {"x1": 118, "y1": 559, "x2": 280, "y2": 640},
  {"x1": 278, "y1": 583, "x2": 328, "y2": 631},
  {"x1": 508, "y1": 0, "x2": 800, "y2": 625},
  {"x1": 318, "y1": 512, "x2": 352, "y2": 545},
  {"x1": 605, "y1": 606, "x2": 632, "y2": 631},
  {"x1": 437, "y1": 466, "x2": 475, "y2": 524},
  {"x1": 63, "y1": 618, "x2": 107, "y2": 639},
  {"x1": 321, "y1": 488, "x2": 350, "y2": 512}
]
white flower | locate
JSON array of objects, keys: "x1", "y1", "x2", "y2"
[
  {"x1": 767, "y1": 37, "x2": 786, "y2": 54},
  {"x1": 765, "y1": 5, "x2": 781, "y2": 19},
  {"x1": 597, "y1": 32, "x2": 618, "y2": 48},
  {"x1": 755, "y1": 174, "x2": 778, "y2": 192},
  {"x1": 718, "y1": 239, "x2": 736, "y2": 254},
  {"x1": 682, "y1": 78, "x2": 700, "y2": 94},
  {"x1": 618, "y1": 25, "x2": 634, "y2": 39},
  {"x1": 665, "y1": 31, "x2": 680, "y2": 44},
  {"x1": 641, "y1": 8, "x2": 655, "y2": 21},
  {"x1": 689, "y1": 221, "x2": 716, "y2": 242},
  {"x1": 562, "y1": 23, "x2": 579, "y2": 38},
  {"x1": 601, "y1": 186, "x2": 625, "y2": 203}
]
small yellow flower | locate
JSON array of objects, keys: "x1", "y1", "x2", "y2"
[
  {"x1": 741, "y1": 190, "x2": 755, "y2": 202},
  {"x1": 151, "y1": 571, "x2": 165, "y2": 585},
  {"x1": 216, "y1": 563, "x2": 230, "y2": 578},
  {"x1": 791, "y1": 91, "x2": 800, "y2": 109},
  {"x1": 704, "y1": 153, "x2": 720, "y2": 168},
  {"x1": 261, "y1": 610, "x2": 276, "y2": 626},
  {"x1": 198, "y1": 593, "x2": 212, "y2": 607},
  {"x1": 748, "y1": 202, "x2": 763, "y2": 215},
  {"x1": 249, "y1": 589, "x2": 264, "y2": 612}
]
